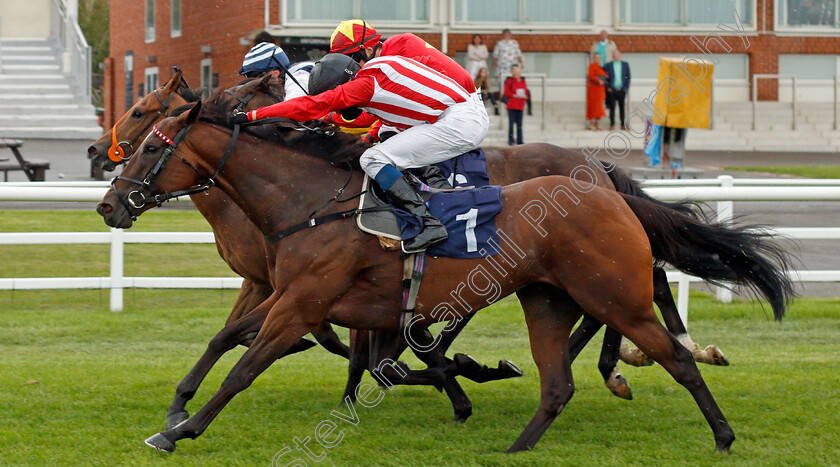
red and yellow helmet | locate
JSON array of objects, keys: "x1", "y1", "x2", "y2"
[{"x1": 330, "y1": 20, "x2": 381, "y2": 55}]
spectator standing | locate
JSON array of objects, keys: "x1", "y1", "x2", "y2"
[
  {"x1": 466, "y1": 34, "x2": 489, "y2": 80},
  {"x1": 605, "y1": 50, "x2": 631, "y2": 130},
  {"x1": 586, "y1": 53, "x2": 608, "y2": 131},
  {"x1": 474, "y1": 67, "x2": 499, "y2": 115},
  {"x1": 589, "y1": 30, "x2": 617, "y2": 67},
  {"x1": 492, "y1": 28, "x2": 524, "y2": 95},
  {"x1": 504, "y1": 64, "x2": 529, "y2": 145}
]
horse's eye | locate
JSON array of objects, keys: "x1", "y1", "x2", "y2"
[
  {"x1": 132, "y1": 110, "x2": 143, "y2": 119},
  {"x1": 146, "y1": 145, "x2": 158, "y2": 154}
]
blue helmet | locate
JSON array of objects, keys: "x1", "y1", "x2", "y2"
[{"x1": 239, "y1": 42, "x2": 291, "y2": 76}]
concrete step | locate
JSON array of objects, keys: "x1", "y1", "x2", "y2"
[
  {"x1": 0, "y1": 126, "x2": 104, "y2": 139},
  {"x1": 0, "y1": 46, "x2": 55, "y2": 55},
  {"x1": 0, "y1": 84, "x2": 72, "y2": 94},
  {"x1": 0, "y1": 94, "x2": 80, "y2": 106},
  {"x1": 0, "y1": 38, "x2": 54, "y2": 48},
  {"x1": 0, "y1": 114, "x2": 99, "y2": 127},
  {"x1": 2, "y1": 55, "x2": 60, "y2": 64},
  {"x1": 2, "y1": 64, "x2": 62, "y2": 73},
  {"x1": 0, "y1": 74, "x2": 67, "y2": 83},
  {"x1": 0, "y1": 104, "x2": 96, "y2": 116}
]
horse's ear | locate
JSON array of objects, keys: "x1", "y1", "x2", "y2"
[
  {"x1": 183, "y1": 101, "x2": 201, "y2": 125},
  {"x1": 163, "y1": 69, "x2": 183, "y2": 93}
]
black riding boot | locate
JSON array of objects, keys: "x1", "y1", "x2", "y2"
[
  {"x1": 409, "y1": 165, "x2": 453, "y2": 189},
  {"x1": 386, "y1": 176, "x2": 448, "y2": 253}
]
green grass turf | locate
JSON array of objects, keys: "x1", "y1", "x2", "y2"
[
  {"x1": 724, "y1": 165, "x2": 840, "y2": 179},
  {"x1": 0, "y1": 290, "x2": 838, "y2": 466}
]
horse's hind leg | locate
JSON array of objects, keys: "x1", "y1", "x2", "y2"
[
  {"x1": 586, "y1": 296, "x2": 735, "y2": 451},
  {"x1": 165, "y1": 293, "x2": 277, "y2": 430},
  {"x1": 507, "y1": 285, "x2": 581, "y2": 453},
  {"x1": 310, "y1": 321, "x2": 350, "y2": 359},
  {"x1": 652, "y1": 268, "x2": 729, "y2": 366}
]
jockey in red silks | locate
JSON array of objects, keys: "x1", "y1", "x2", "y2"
[
  {"x1": 233, "y1": 53, "x2": 489, "y2": 253},
  {"x1": 328, "y1": 20, "x2": 485, "y2": 146}
]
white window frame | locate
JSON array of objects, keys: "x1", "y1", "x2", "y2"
[
  {"x1": 200, "y1": 58, "x2": 213, "y2": 95},
  {"x1": 450, "y1": 0, "x2": 594, "y2": 29},
  {"x1": 145, "y1": 0, "x2": 156, "y2": 43},
  {"x1": 280, "y1": 0, "x2": 435, "y2": 28},
  {"x1": 171, "y1": 0, "x2": 182, "y2": 38},
  {"x1": 145, "y1": 67, "x2": 160, "y2": 95},
  {"x1": 775, "y1": 0, "x2": 840, "y2": 34},
  {"x1": 618, "y1": 0, "x2": 756, "y2": 31}
]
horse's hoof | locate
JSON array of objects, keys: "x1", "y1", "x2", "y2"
[
  {"x1": 454, "y1": 353, "x2": 483, "y2": 375},
  {"x1": 605, "y1": 372, "x2": 633, "y2": 400},
  {"x1": 705, "y1": 345, "x2": 730, "y2": 366},
  {"x1": 453, "y1": 407, "x2": 472, "y2": 423},
  {"x1": 715, "y1": 433, "x2": 735, "y2": 452},
  {"x1": 145, "y1": 433, "x2": 176, "y2": 452},
  {"x1": 620, "y1": 347, "x2": 655, "y2": 367},
  {"x1": 165, "y1": 411, "x2": 189, "y2": 431},
  {"x1": 498, "y1": 360, "x2": 523, "y2": 378}
]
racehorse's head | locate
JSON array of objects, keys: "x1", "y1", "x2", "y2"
[
  {"x1": 97, "y1": 101, "x2": 205, "y2": 229},
  {"x1": 88, "y1": 73, "x2": 281, "y2": 172},
  {"x1": 89, "y1": 68, "x2": 189, "y2": 172}
]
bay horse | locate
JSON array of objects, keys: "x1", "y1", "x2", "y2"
[
  {"x1": 89, "y1": 72, "x2": 732, "y2": 413},
  {"x1": 97, "y1": 98, "x2": 793, "y2": 453}
]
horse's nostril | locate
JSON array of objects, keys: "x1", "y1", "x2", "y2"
[
  {"x1": 97, "y1": 203, "x2": 113, "y2": 215},
  {"x1": 88, "y1": 146, "x2": 98, "y2": 157}
]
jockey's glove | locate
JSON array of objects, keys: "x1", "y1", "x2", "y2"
[{"x1": 231, "y1": 110, "x2": 250, "y2": 125}]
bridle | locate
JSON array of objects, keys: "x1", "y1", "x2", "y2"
[
  {"x1": 110, "y1": 121, "x2": 243, "y2": 221},
  {"x1": 107, "y1": 88, "x2": 177, "y2": 163}
]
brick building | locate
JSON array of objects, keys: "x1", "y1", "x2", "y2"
[{"x1": 105, "y1": 0, "x2": 840, "y2": 129}]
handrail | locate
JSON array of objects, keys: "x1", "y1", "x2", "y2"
[
  {"x1": 752, "y1": 74, "x2": 796, "y2": 131},
  {"x1": 835, "y1": 76, "x2": 839, "y2": 131},
  {"x1": 51, "y1": 0, "x2": 91, "y2": 104}
]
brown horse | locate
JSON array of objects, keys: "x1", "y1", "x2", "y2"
[
  {"x1": 97, "y1": 98, "x2": 793, "y2": 453},
  {"x1": 89, "y1": 72, "x2": 730, "y2": 412}
]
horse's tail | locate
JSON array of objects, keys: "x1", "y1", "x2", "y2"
[
  {"x1": 601, "y1": 161, "x2": 702, "y2": 219},
  {"x1": 620, "y1": 193, "x2": 796, "y2": 321}
]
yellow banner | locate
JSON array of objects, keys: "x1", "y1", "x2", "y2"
[{"x1": 652, "y1": 57, "x2": 714, "y2": 129}]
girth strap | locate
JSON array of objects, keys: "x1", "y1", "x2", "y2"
[{"x1": 399, "y1": 252, "x2": 426, "y2": 330}]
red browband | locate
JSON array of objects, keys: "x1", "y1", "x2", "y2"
[{"x1": 152, "y1": 125, "x2": 174, "y2": 145}]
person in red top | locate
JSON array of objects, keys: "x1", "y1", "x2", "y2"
[
  {"x1": 328, "y1": 20, "x2": 485, "y2": 144},
  {"x1": 503, "y1": 64, "x2": 529, "y2": 146},
  {"x1": 233, "y1": 53, "x2": 489, "y2": 253}
]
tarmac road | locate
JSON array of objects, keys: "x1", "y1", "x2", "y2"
[{"x1": 1, "y1": 139, "x2": 838, "y2": 297}]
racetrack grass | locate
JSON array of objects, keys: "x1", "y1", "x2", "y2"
[
  {"x1": 723, "y1": 165, "x2": 840, "y2": 179},
  {"x1": 0, "y1": 210, "x2": 237, "y2": 278},
  {"x1": 1, "y1": 289, "x2": 838, "y2": 466}
]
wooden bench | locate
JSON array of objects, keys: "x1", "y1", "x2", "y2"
[{"x1": 0, "y1": 138, "x2": 50, "y2": 181}]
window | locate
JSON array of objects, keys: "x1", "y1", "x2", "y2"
[
  {"x1": 779, "y1": 54, "x2": 838, "y2": 79},
  {"x1": 454, "y1": 0, "x2": 591, "y2": 24},
  {"x1": 285, "y1": 0, "x2": 429, "y2": 23},
  {"x1": 171, "y1": 0, "x2": 182, "y2": 37},
  {"x1": 620, "y1": 0, "x2": 753, "y2": 27},
  {"x1": 145, "y1": 67, "x2": 159, "y2": 95},
  {"x1": 778, "y1": 0, "x2": 839, "y2": 28},
  {"x1": 145, "y1": 0, "x2": 155, "y2": 42},
  {"x1": 200, "y1": 58, "x2": 213, "y2": 97}
]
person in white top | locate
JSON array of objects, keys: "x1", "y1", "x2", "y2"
[{"x1": 466, "y1": 34, "x2": 489, "y2": 80}]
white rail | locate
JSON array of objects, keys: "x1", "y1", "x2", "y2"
[{"x1": 1, "y1": 177, "x2": 839, "y2": 320}]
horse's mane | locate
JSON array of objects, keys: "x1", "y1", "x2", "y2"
[
  {"x1": 235, "y1": 76, "x2": 286, "y2": 102},
  {"x1": 196, "y1": 91, "x2": 371, "y2": 164}
]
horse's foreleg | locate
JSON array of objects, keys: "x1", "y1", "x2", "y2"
[
  {"x1": 652, "y1": 268, "x2": 729, "y2": 366},
  {"x1": 435, "y1": 313, "x2": 474, "y2": 353},
  {"x1": 567, "y1": 314, "x2": 603, "y2": 362},
  {"x1": 165, "y1": 296, "x2": 275, "y2": 430},
  {"x1": 148, "y1": 295, "x2": 322, "y2": 452},
  {"x1": 225, "y1": 280, "x2": 272, "y2": 325},
  {"x1": 342, "y1": 329, "x2": 369, "y2": 403},
  {"x1": 311, "y1": 321, "x2": 350, "y2": 359},
  {"x1": 507, "y1": 285, "x2": 580, "y2": 453}
]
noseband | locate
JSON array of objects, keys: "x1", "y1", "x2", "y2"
[
  {"x1": 110, "y1": 122, "x2": 243, "y2": 220},
  {"x1": 107, "y1": 89, "x2": 175, "y2": 163}
]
